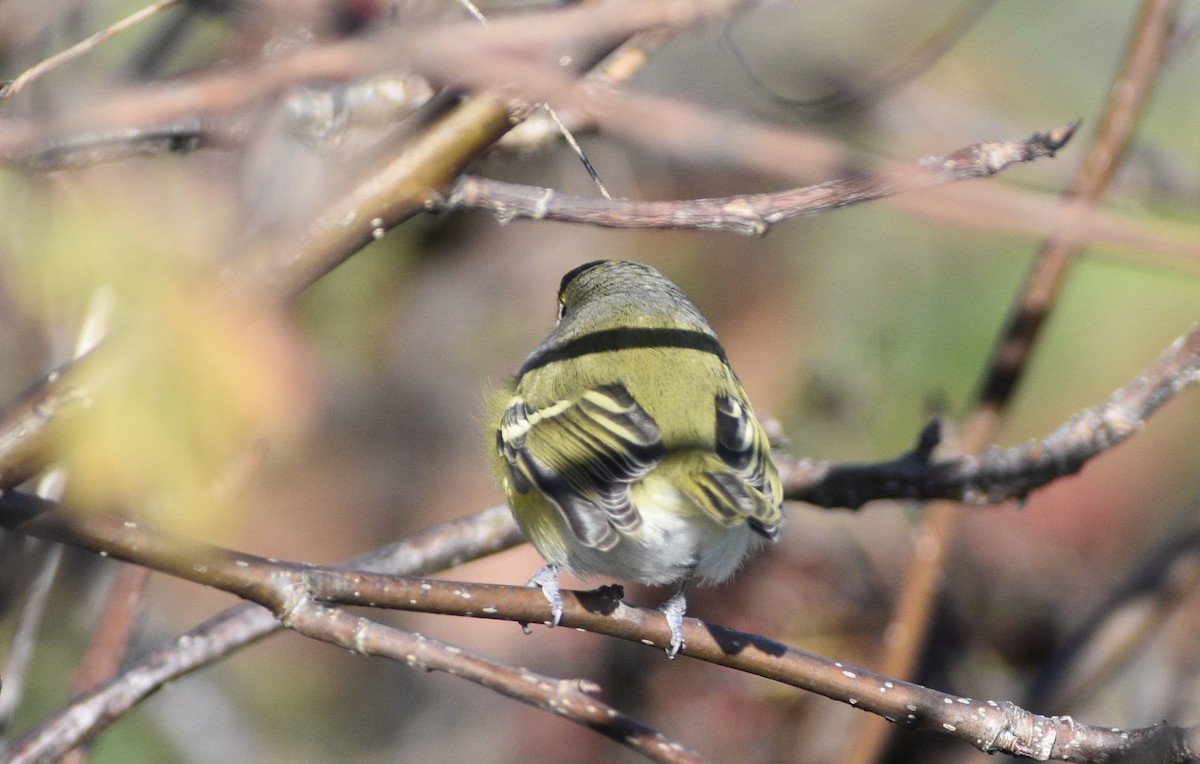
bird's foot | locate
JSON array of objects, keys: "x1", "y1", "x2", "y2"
[
  {"x1": 658, "y1": 589, "x2": 688, "y2": 659},
  {"x1": 527, "y1": 564, "x2": 564, "y2": 627}
]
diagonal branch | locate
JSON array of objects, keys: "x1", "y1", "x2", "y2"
[
  {"x1": 0, "y1": 0, "x2": 181, "y2": 102},
  {"x1": 446, "y1": 123, "x2": 1078, "y2": 235},
  {"x1": 279, "y1": 599, "x2": 706, "y2": 764},
  {"x1": 784, "y1": 322, "x2": 1200, "y2": 508},
  {"x1": 0, "y1": 0, "x2": 745, "y2": 495},
  {"x1": 0, "y1": 88, "x2": 515, "y2": 494},
  {"x1": 1, "y1": 496, "x2": 1198, "y2": 763},
  {"x1": 2, "y1": 506, "x2": 526, "y2": 763},
  {"x1": 0, "y1": 500, "x2": 695, "y2": 764}
]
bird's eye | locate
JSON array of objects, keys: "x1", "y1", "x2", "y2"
[{"x1": 556, "y1": 300, "x2": 567, "y2": 322}]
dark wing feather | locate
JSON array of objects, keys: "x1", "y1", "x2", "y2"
[
  {"x1": 712, "y1": 392, "x2": 784, "y2": 541},
  {"x1": 498, "y1": 383, "x2": 665, "y2": 551}
]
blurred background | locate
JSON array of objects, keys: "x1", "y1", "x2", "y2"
[{"x1": 2, "y1": 1, "x2": 1200, "y2": 762}]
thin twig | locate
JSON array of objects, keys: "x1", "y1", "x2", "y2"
[
  {"x1": 449, "y1": 124, "x2": 1077, "y2": 234},
  {"x1": 499, "y1": 27, "x2": 676, "y2": 152},
  {"x1": 844, "y1": 2, "x2": 1180, "y2": 763},
  {"x1": 453, "y1": 0, "x2": 613, "y2": 199},
  {"x1": 0, "y1": 288, "x2": 115, "y2": 735},
  {"x1": 547, "y1": 104, "x2": 613, "y2": 198},
  {"x1": 0, "y1": 543, "x2": 61, "y2": 735},
  {"x1": 0, "y1": 0, "x2": 181, "y2": 101}
]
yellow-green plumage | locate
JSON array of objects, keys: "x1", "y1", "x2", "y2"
[{"x1": 489, "y1": 260, "x2": 782, "y2": 653}]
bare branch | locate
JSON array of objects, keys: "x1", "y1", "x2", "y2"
[
  {"x1": 0, "y1": 1, "x2": 741, "y2": 492},
  {"x1": 848, "y1": 1, "x2": 1182, "y2": 761},
  {"x1": 0, "y1": 0, "x2": 181, "y2": 101},
  {"x1": 2, "y1": 506, "x2": 525, "y2": 763},
  {"x1": 302, "y1": 572, "x2": 1200, "y2": 762},
  {"x1": 0, "y1": 0, "x2": 741, "y2": 165},
  {"x1": 0, "y1": 500, "x2": 701, "y2": 764},
  {"x1": 280, "y1": 599, "x2": 707, "y2": 764},
  {"x1": 448, "y1": 123, "x2": 1077, "y2": 234},
  {"x1": 783, "y1": 322, "x2": 1200, "y2": 507},
  {"x1": 2, "y1": 497, "x2": 1199, "y2": 762}
]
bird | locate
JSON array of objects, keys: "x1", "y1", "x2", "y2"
[{"x1": 490, "y1": 259, "x2": 783, "y2": 656}]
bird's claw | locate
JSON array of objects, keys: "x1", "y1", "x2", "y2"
[
  {"x1": 659, "y1": 589, "x2": 687, "y2": 658},
  {"x1": 527, "y1": 564, "x2": 563, "y2": 627}
]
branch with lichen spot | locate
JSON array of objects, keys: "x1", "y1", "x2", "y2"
[
  {"x1": 1, "y1": 494, "x2": 1198, "y2": 762},
  {"x1": 3, "y1": 506, "x2": 524, "y2": 763}
]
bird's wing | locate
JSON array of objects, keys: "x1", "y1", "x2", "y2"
[
  {"x1": 497, "y1": 383, "x2": 665, "y2": 551},
  {"x1": 706, "y1": 392, "x2": 784, "y2": 541}
]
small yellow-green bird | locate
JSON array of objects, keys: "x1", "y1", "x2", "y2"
[{"x1": 490, "y1": 260, "x2": 783, "y2": 656}]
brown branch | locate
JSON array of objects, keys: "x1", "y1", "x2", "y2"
[
  {"x1": 3, "y1": 506, "x2": 525, "y2": 763},
  {"x1": 0, "y1": 0, "x2": 742, "y2": 492},
  {"x1": 68, "y1": 567, "x2": 149, "y2": 695},
  {"x1": 448, "y1": 123, "x2": 1077, "y2": 234},
  {"x1": 296, "y1": 572, "x2": 1200, "y2": 763},
  {"x1": 280, "y1": 599, "x2": 706, "y2": 764},
  {"x1": 784, "y1": 322, "x2": 1200, "y2": 507},
  {"x1": 59, "y1": 565, "x2": 150, "y2": 764},
  {"x1": 0, "y1": 502, "x2": 700, "y2": 764},
  {"x1": 846, "y1": 2, "x2": 1181, "y2": 762},
  {"x1": 0, "y1": 0, "x2": 741, "y2": 164},
  {"x1": 221, "y1": 91, "x2": 517, "y2": 303},
  {"x1": 1, "y1": 497, "x2": 1197, "y2": 763},
  {"x1": 12, "y1": 306, "x2": 1198, "y2": 758},
  {"x1": 0, "y1": 89, "x2": 516, "y2": 493}
]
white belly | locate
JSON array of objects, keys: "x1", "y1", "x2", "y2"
[{"x1": 559, "y1": 475, "x2": 763, "y2": 586}]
